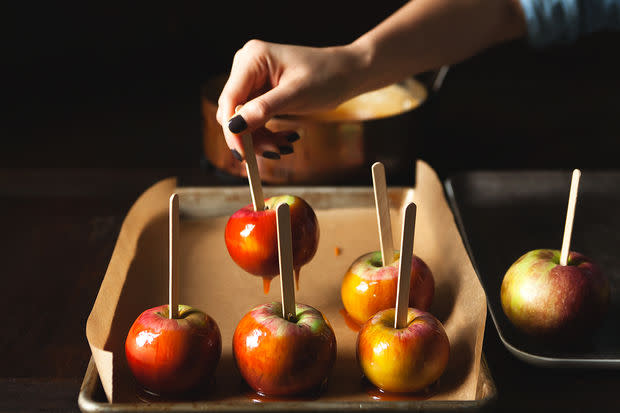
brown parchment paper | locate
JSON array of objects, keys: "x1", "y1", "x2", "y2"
[{"x1": 85, "y1": 160, "x2": 487, "y2": 405}]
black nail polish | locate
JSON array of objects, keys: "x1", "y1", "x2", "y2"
[
  {"x1": 262, "y1": 151, "x2": 281, "y2": 160},
  {"x1": 278, "y1": 145, "x2": 294, "y2": 155},
  {"x1": 231, "y1": 148, "x2": 243, "y2": 161},
  {"x1": 286, "y1": 132, "x2": 300, "y2": 143},
  {"x1": 228, "y1": 115, "x2": 247, "y2": 134}
]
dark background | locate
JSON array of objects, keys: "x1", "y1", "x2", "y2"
[
  {"x1": 3, "y1": 1, "x2": 620, "y2": 178},
  {"x1": 2, "y1": 4, "x2": 620, "y2": 411}
]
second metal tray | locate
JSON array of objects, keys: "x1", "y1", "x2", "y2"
[{"x1": 446, "y1": 170, "x2": 620, "y2": 367}]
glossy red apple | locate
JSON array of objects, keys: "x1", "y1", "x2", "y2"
[
  {"x1": 341, "y1": 250, "x2": 434, "y2": 325},
  {"x1": 225, "y1": 195, "x2": 319, "y2": 292},
  {"x1": 357, "y1": 307, "x2": 450, "y2": 393},
  {"x1": 233, "y1": 302, "x2": 337, "y2": 396},
  {"x1": 125, "y1": 304, "x2": 222, "y2": 395},
  {"x1": 501, "y1": 249, "x2": 610, "y2": 337}
]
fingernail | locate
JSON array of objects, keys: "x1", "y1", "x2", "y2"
[
  {"x1": 262, "y1": 151, "x2": 281, "y2": 160},
  {"x1": 278, "y1": 145, "x2": 294, "y2": 155},
  {"x1": 286, "y1": 132, "x2": 300, "y2": 143},
  {"x1": 228, "y1": 115, "x2": 247, "y2": 134},
  {"x1": 231, "y1": 148, "x2": 243, "y2": 161}
]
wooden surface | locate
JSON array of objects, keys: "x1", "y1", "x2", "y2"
[
  {"x1": 1, "y1": 167, "x2": 620, "y2": 412},
  {"x1": 0, "y1": 168, "x2": 218, "y2": 412}
]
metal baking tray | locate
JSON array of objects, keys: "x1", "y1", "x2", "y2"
[
  {"x1": 79, "y1": 164, "x2": 495, "y2": 411},
  {"x1": 445, "y1": 170, "x2": 620, "y2": 367},
  {"x1": 79, "y1": 355, "x2": 496, "y2": 412}
]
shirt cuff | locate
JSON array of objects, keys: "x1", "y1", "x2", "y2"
[{"x1": 519, "y1": 0, "x2": 581, "y2": 47}]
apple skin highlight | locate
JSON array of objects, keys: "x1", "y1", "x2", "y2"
[
  {"x1": 225, "y1": 195, "x2": 319, "y2": 286},
  {"x1": 233, "y1": 302, "x2": 337, "y2": 396},
  {"x1": 501, "y1": 249, "x2": 610, "y2": 337},
  {"x1": 125, "y1": 304, "x2": 222, "y2": 396},
  {"x1": 357, "y1": 308, "x2": 450, "y2": 393},
  {"x1": 341, "y1": 250, "x2": 435, "y2": 325}
]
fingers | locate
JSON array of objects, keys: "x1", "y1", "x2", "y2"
[
  {"x1": 224, "y1": 127, "x2": 300, "y2": 161},
  {"x1": 231, "y1": 85, "x2": 296, "y2": 132},
  {"x1": 217, "y1": 42, "x2": 269, "y2": 156},
  {"x1": 251, "y1": 128, "x2": 300, "y2": 160},
  {"x1": 223, "y1": 85, "x2": 299, "y2": 159}
]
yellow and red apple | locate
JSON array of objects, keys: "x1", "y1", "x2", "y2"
[
  {"x1": 357, "y1": 307, "x2": 450, "y2": 393},
  {"x1": 125, "y1": 304, "x2": 222, "y2": 396},
  {"x1": 501, "y1": 249, "x2": 610, "y2": 337},
  {"x1": 233, "y1": 302, "x2": 337, "y2": 396},
  {"x1": 341, "y1": 250, "x2": 434, "y2": 325},
  {"x1": 225, "y1": 195, "x2": 319, "y2": 292}
]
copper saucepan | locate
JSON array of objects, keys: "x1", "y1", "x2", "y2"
[{"x1": 201, "y1": 69, "x2": 446, "y2": 184}]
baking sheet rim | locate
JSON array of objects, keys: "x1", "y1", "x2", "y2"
[{"x1": 78, "y1": 355, "x2": 497, "y2": 412}]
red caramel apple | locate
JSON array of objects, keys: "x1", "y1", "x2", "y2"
[
  {"x1": 341, "y1": 250, "x2": 434, "y2": 325},
  {"x1": 225, "y1": 195, "x2": 319, "y2": 293},
  {"x1": 125, "y1": 304, "x2": 222, "y2": 396},
  {"x1": 357, "y1": 307, "x2": 449, "y2": 393},
  {"x1": 233, "y1": 302, "x2": 336, "y2": 396}
]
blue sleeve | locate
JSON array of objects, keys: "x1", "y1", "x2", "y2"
[{"x1": 519, "y1": 0, "x2": 620, "y2": 47}]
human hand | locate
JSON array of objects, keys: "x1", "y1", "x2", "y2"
[{"x1": 216, "y1": 39, "x2": 367, "y2": 160}]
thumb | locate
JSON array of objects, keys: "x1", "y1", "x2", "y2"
[{"x1": 230, "y1": 86, "x2": 295, "y2": 133}]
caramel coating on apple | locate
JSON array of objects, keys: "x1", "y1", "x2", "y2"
[
  {"x1": 233, "y1": 302, "x2": 336, "y2": 396},
  {"x1": 357, "y1": 307, "x2": 450, "y2": 393},
  {"x1": 125, "y1": 304, "x2": 222, "y2": 396},
  {"x1": 225, "y1": 195, "x2": 319, "y2": 281},
  {"x1": 341, "y1": 251, "x2": 434, "y2": 325}
]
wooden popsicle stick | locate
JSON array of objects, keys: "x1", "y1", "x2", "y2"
[
  {"x1": 560, "y1": 169, "x2": 581, "y2": 266},
  {"x1": 394, "y1": 202, "x2": 417, "y2": 329},
  {"x1": 241, "y1": 133, "x2": 265, "y2": 211},
  {"x1": 276, "y1": 203, "x2": 296, "y2": 322},
  {"x1": 169, "y1": 193, "x2": 179, "y2": 319},
  {"x1": 372, "y1": 162, "x2": 395, "y2": 266}
]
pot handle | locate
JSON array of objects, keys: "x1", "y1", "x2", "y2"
[{"x1": 420, "y1": 65, "x2": 450, "y2": 95}]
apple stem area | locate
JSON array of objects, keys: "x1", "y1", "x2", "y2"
[{"x1": 370, "y1": 257, "x2": 384, "y2": 268}]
